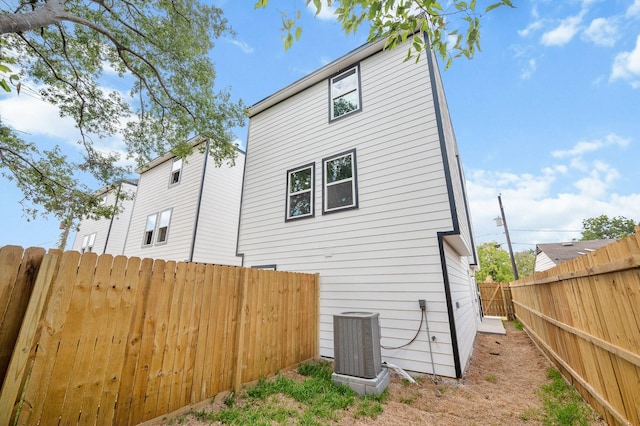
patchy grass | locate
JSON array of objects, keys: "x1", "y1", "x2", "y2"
[
  {"x1": 484, "y1": 374, "x2": 498, "y2": 383},
  {"x1": 184, "y1": 359, "x2": 386, "y2": 425},
  {"x1": 513, "y1": 319, "x2": 524, "y2": 331},
  {"x1": 538, "y1": 368, "x2": 600, "y2": 426}
]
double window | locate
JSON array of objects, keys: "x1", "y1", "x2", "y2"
[
  {"x1": 323, "y1": 150, "x2": 358, "y2": 213},
  {"x1": 81, "y1": 233, "x2": 96, "y2": 253},
  {"x1": 329, "y1": 65, "x2": 361, "y2": 121},
  {"x1": 169, "y1": 158, "x2": 183, "y2": 186},
  {"x1": 286, "y1": 163, "x2": 314, "y2": 221},
  {"x1": 285, "y1": 150, "x2": 358, "y2": 220},
  {"x1": 143, "y1": 208, "x2": 172, "y2": 246}
]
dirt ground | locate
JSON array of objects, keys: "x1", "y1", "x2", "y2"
[
  {"x1": 337, "y1": 321, "x2": 553, "y2": 425},
  {"x1": 163, "y1": 322, "x2": 599, "y2": 425}
]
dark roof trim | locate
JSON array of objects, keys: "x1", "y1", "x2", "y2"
[
  {"x1": 248, "y1": 38, "x2": 388, "y2": 117},
  {"x1": 424, "y1": 33, "x2": 463, "y2": 379}
]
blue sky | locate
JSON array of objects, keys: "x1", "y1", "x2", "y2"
[{"x1": 1, "y1": 0, "x2": 639, "y2": 252}]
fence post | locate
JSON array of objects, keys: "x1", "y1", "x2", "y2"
[
  {"x1": 232, "y1": 268, "x2": 249, "y2": 393},
  {"x1": 0, "y1": 252, "x2": 59, "y2": 426},
  {"x1": 314, "y1": 273, "x2": 320, "y2": 359}
]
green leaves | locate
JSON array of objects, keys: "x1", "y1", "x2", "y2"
[
  {"x1": 259, "y1": 0, "x2": 516, "y2": 68},
  {"x1": 2, "y1": 0, "x2": 245, "y2": 222},
  {"x1": 581, "y1": 215, "x2": 637, "y2": 240}
]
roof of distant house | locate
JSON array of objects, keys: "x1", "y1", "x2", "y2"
[{"x1": 535, "y1": 239, "x2": 616, "y2": 264}]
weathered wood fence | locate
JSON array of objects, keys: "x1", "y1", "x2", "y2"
[
  {"x1": 510, "y1": 228, "x2": 640, "y2": 426},
  {"x1": 478, "y1": 282, "x2": 514, "y2": 319},
  {"x1": 0, "y1": 246, "x2": 319, "y2": 425}
]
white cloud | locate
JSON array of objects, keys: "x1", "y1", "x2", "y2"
[
  {"x1": 0, "y1": 90, "x2": 79, "y2": 141},
  {"x1": 518, "y1": 20, "x2": 544, "y2": 37},
  {"x1": 467, "y1": 165, "x2": 640, "y2": 250},
  {"x1": 307, "y1": 0, "x2": 337, "y2": 20},
  {"x1": 230, "y1": 39, "x2": 254, "y2": 54},
  {"x1": 520, "y1": 58, "x2": 537, "y2": 79},
  {"x1": 582, "y1": 17, "x2": 619, "y2": 46},
  {"x1": 627, "y1": 0, "x2": 640, "y2": 17},
  {"x1": 551, "y1": 134, "x2": 630, "y2": 158},
  {"x1": 610, "y1": 34, "x2": 640, "y2": 86},
  {"x1": 541, "y1": 11, "x2": 586, "y2": 46}
]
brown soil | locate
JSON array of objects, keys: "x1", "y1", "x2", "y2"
[{"x1": 162, "y1": 322, "x2": 600, "y2": 425}]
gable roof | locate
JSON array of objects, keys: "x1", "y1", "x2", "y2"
[
  {"x1": 535, "y1": 239, "x2": 616, "y2": 265},
  {"x1": 248, "y1": 37, "x2": 388, "y2": 117}
]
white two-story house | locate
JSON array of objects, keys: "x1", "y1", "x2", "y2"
[
  {"x1": 236, "y1": 35, "x2": 479, "y2": 378},
  {"x1": 71, "y1": 180, "x2": 137, "y2": 255},
  {"x1": 122, "y1": 138, "x2": 244, "y2": 265}
]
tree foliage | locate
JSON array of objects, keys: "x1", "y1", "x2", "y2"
[
  {"x1": 514, "y1": 249, "x2": 534, "y2": 278},
  {"x1": 476, "y1": 242, "x2": 535, "y2": 282},
  {"x1": 0, "y1": 0, "x2": 245, "y2": 224},
  {"x1": 581, "y1": 215, "x2": 637, "y2": 241},
  {"x1": 475, "y1": 241, "x2": 513, "y2": 283},
  {"x1": 255, "y1": 0, "x2": 514, "y2": 67}
]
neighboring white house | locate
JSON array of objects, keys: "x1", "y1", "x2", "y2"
[
  {"x1": 534, "y1": 239, "x2": 615, "y2": 272},
  {"x1": 236, "y1": 35, "x2": 479, "y2": 378},
  {"x1": 71, "y1": 180, "x2": 137, "y2": 255},
  {"x1": 122, "y1": 138, "x2": 244, "y2": 265}
]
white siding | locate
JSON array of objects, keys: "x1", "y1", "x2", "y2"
[
  {"x1": 124, "y1": 151, "x2": 205, "y2": 261},
  {"x1": 71, "y1": 182, "x2": 137, "y2": 255},
  {"x1": 239, "y1": 38, "x2": 464, "y2": 376},
  {"x1": 534, "y1": 252, "x2": 556, "y2": 272},
  {"x1": 104, "y1": 182, "x2": 137, "y2": 255},
  {"x1": 444, "y1": 241, "x2": 479, "y2": 374},
  {"x1": 191, "y1": 152, "x2": 244, "y2": 265}
]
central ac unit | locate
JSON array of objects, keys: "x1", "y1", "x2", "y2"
[{"x1": 333, "y1": 312, "x2": 382, "y2": 379}]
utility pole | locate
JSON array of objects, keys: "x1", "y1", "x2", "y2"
[{"x1": 498, "y1": 194, "x2": 519, "y2": 280}]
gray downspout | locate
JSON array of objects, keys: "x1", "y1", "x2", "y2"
[{"x1": 189, "y1": 140, "x2": 210, "y2": 262}]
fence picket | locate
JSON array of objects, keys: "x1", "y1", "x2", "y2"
[
  {"x1": 0, "y1": 247, "x2": 319, "y2": 425},
  {"x1": 511, "y1": 227, "x2": 640, "y2": 426}
]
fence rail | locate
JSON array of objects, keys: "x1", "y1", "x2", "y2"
[
  {"x1": 510, "y1": 228, "x2": 640, "y2": 426},
  {"x1": 0, "y1": 247, "x2": 319, "y2": 425}
]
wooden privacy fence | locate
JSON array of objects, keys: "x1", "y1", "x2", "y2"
[
  {"x1": 510, "y1": 228, "x2": 640, "y2": 426},
  {"x1": 478, "y1": 282, "x2": 514, "y2": 319},
  {"x1": 0, "y1": 246, "x2": 319, "y2": 425}
]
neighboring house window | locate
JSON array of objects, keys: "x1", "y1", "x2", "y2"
[
  {"x1": 143, "y1": 213, "x2": 157, "y2": 246},
  {"x1": 100, "y1": 195, "x2": 107, "y2": 205},
  {"x1": 286, "y1": 163, "x2": 314, "y2": 221},
  {"x1": 156, "y1": 209, "x2": 172, "y2": 244},
  {"x1": 329, "y1": 65, "x2": 361, "y2": 121},
  {"x1": 81, "y1": 232, "x2": 96, "y2": 253},
  {"x1": 142, "y1": 209, "x2": 172, "y2": 246},
  {"x1": 323, "y1": 150, "x2": 358, "y2": 213},
  {"x1": 169, "y1": 158, "x2": 183, "y2": 186}
]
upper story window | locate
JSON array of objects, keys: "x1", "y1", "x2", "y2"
[
  {"x1": 323, "y1": 150, "x2": 358, "y2": 213},
  {"x1": 286, "y1": 163, "x2": 314, "y2": 221},
  {"x1": 81, "y1": 232, "x2": 96, "y2": 253},
  {"x1": 169, "y1": 158, "x2": 183, "y2": 186},
  {"x1": 329, "y1": 65, "x2": 361, "y2": 121}
]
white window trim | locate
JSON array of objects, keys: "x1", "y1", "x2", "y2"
[
  {"x1": 143, "y1": 213, "x2": 158, "y2": 247},
  {"x1": 329, "y1": 64, "x2": 362, "y2": 122},
  {"x1": 286, "y1": 163, "x2": 315, "y2": 221},
  {"x1": 323, "y1": 150, "x2": 358, "y2": 214},
  {"x1": 81, "y1": 232, "x2": 96, "y2": 253},
  {"x1": 169, "y1": 157, "x2": 183, "y2": 187},
  {"x1": 142, "y1": 209, "x2": 172, "y2": 247},
  {"x1": 155, "y1": 208, "x2": 172, "y2": 245}
]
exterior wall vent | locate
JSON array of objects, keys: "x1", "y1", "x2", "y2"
[{"x1": 333, "y1": 312, "x2": 382, "y2": 379}]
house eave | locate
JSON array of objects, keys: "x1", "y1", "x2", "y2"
[{"x1": 248, "y1": 38, "x2": 388, "y2": 118}]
